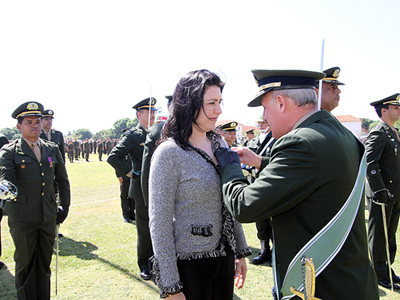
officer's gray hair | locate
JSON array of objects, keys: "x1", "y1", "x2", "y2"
[{"x1": 270, "y1": 88, "x2": 317, "y2": 107}]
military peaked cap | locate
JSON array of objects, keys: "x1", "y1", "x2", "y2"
[
  {"x1": 370, "y1": 93, "x2": 400, "y2": 107},
  {"x1": 321, "y1": 67, "x2": 345, "y2": 85},
  {"x1": 133, "y1": 97, "x2": 157, "y2": 111},
  {"x1": 248, "y1": 69, "x2": 325, "y2": 107},
  {"x1": 220, "y1": 121, "x2": 238, "y2": 131},
  {"x1": 165, "y1": 95, "x2": 173, "y2": 106},
  {"x1": 43, "y1": 109, "x2": 55, "y2": 118},
  {"x1": 245, "y1": 129, "x2": 255, "y2": 134},
  {"x1": 12, "y1": 101, "x2": 44, "y2": 119}
]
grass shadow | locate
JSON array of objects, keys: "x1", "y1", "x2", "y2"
[
  {"x1": 0, "y1": 263, "x2": 17, "y2": 299},
  {"x1": 54, "y1": 235, "x2": 158, "y2": 293}
]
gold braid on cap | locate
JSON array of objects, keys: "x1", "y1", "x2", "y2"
[{"x1": 259, "y1": 82, "x2": 281, "y2": 92}]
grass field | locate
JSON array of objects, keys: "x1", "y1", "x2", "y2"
[{"x1": 1, "y1": 157, "x2": 399, "y2": 299}]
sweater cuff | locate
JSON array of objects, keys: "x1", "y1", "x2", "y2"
[
  {"x1": 149, "y1": 256, "x2": 183, "y2": 299},
  {"x1": 235, "y1": 248, "x2": 252, "y2": 259}
]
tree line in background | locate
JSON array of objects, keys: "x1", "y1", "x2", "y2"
[
  {"x1": 1, "y1": 117, "x2": 398, "y2": 142},
  {"x1": 0, "y1": 117, "x2": 138, "y2": 141}
]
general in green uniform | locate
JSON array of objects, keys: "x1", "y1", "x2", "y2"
[{"x1": 216, "y1": 69, "x2": 378, "y2": 300}]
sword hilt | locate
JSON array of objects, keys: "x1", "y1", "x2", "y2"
[{"x1": 289, "y1": 257, "x2": 322, "y2": 300}]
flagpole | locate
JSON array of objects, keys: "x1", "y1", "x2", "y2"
[
  {"x1": 318, "y1": 39, "x2": 325, "y2": 110},
  {"x1": 148, "y1": 85, "x2": 152, "y2": 129}
]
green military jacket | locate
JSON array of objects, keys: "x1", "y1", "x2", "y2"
[
  {"x1": 141, "y1": 121, "x2": 164, "y2": 206},
  {"x1": 107, "y1": 123, "x2": 147, "y2": 201},
  {"x1": 365, "y1": 121, "x2": 400, "y2": 200},
  {"x1": 221, "y1": 110, "x2": 378, "y2": 300},
  {"x1": 0, "y1": 138, "x2": 70, "y2": 222},
  {"x1": 40, "y1": 129, "x2": 66, "y2": 162}
]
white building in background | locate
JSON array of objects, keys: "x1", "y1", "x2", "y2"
[{"x1": 335, "y1": 115, "x2": 362, "y2": 138}]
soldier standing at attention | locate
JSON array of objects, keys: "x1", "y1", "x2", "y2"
[
  {"x1": 97, "y1": 139, "x2": 104, "y2": 161},
  {"x1": 73, "y1": 138, "x2": 80, "y2": 160},
  {"x1": 242, "y1": 129, "x2": 255, "y2": 147},
  {"x1": 0, "y1": 101, "x2": 70, "y2": 300},
  {"x1": 107, "y1": 98, "x2": 156, "y2": 280},
  {"x1": 220, "y1": 121, "x2": 238, "y2": 148},
  {"x1": 83, "y1": 138, "x2": 90, "y2": 162},
  {"x1": 93, "y1": 139, "x2": 97, "y2": 154},
  {"x1": 216, "y1": 69, "x2": 378, "y2": 300},
  {"x1": 366, "y1": 93, "x2": 400, "y2": 290},
  {"x1": 315, "y1": 66, "x2": 344, "y2": 112},
  {"x1": 67, "y1": 140, "x2": 74, "y2": 163},
  {"x1": 40, "y1": 109, "x2": 66, "y2": 162}
]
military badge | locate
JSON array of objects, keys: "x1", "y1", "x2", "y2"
[
  {"x1": 27, "y1": 102, "x2": 39, "y2": 110},
  {"x1": 332, "y1": 68, "x2": 340, "y2": 78}
]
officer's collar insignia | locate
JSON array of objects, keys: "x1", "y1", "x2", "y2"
[{"x1": 27, "y1": 102, "x2": 39, "y2": 110}]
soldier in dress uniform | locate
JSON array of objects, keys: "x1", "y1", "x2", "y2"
[
  {"x1": 246, "y1": 118, "x2": 275, "y2": 265},
  {"x1": 107, "y1": 97, "x2": 156, "y2": 280},
  {"x1": 97, "y1": 139, "x2": 104, "y2": 161},
  {"x1": 220, "y1": 121, "x2": 238, "y2": 148},
  {"x1": 242, "y1": 129, "x2": 255, "y2": 147},
  {"x1": 40, "y1": 109, "x2": 66, "y2": 162},
  {"x1": 366, "y1": 93, "x2": 400, "y2": 290},
  {"x1": 83, "y1": 138, "x2": 90, "y2": 161},
  {"x1": 215, "y1": 69, "x2": 378, "y2": 300},
  {"x1": 116, "y1": 128, "x2": 135, "y2": 223},
  {"x1": 93, "y1": 139, "x2": 97, "y2": 154},
  {"x1": 73, "y1": 138, "x2": 80, "y2": 160},
  {"x1": 315, "y1": 66, "x2": 345, "y2": 112},
  {"x1": 0, "y1": 101, "x2": 70, "y2": 300},
  {"x1": 67, "y1": 140, "x2": 74, "y2": 163}
]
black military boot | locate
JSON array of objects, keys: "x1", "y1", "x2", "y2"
[{"x1": 252, "y1": 240, "x2": 271, "y2": 265}]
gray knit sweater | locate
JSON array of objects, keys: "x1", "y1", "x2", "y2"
[{"x1": 148, "y1": 134, "x2": 250, "y2": 298}]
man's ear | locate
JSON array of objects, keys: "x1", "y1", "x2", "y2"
[{"x1": 276, "y1": 95, "x2": 287, "y2": 113}]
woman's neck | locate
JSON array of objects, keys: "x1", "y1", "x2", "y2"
[
  {"x1": 190, "y1": 126, "x2": 218, "y2": 164},
  {"x1": 189, "y1": 126, "x2": 208, "y2": 148}
]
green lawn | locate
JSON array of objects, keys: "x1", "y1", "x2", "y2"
[{"x1": 0, "y1": 157, "x2": 399, "y2": 299}]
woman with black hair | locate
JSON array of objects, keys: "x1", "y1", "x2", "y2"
[{"x1": 149, "y1": 69, "x2": 250, "y2": 299}]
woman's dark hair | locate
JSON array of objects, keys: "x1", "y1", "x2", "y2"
[{"x1": 160, "y1": 69, "x2": 224, "y2": 149}]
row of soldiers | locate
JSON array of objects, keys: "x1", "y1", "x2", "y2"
[{"x1": 65, "y1": 138, "x2": 116, "y2": 162}]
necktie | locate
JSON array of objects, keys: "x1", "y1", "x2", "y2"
[
  {"x1": 31, "y1": 143, "x2": 41, "y2": 162},
  {"x1": 46, "y1": 131, "x2": 51, "y2": 141}
]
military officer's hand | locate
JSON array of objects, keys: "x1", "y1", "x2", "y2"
[
  {"x1": 232, "y1": 147, "x2": 262, "y2": 170},
  {"x1": 57, "y1": 205, "x2": 69, "y2": 224},
  {"x1": 215, "y1": 147, "x2": 240, "y2": 171},
  {"x1": 373, "y1": 190, "x2": 389, "y2": 204}
]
